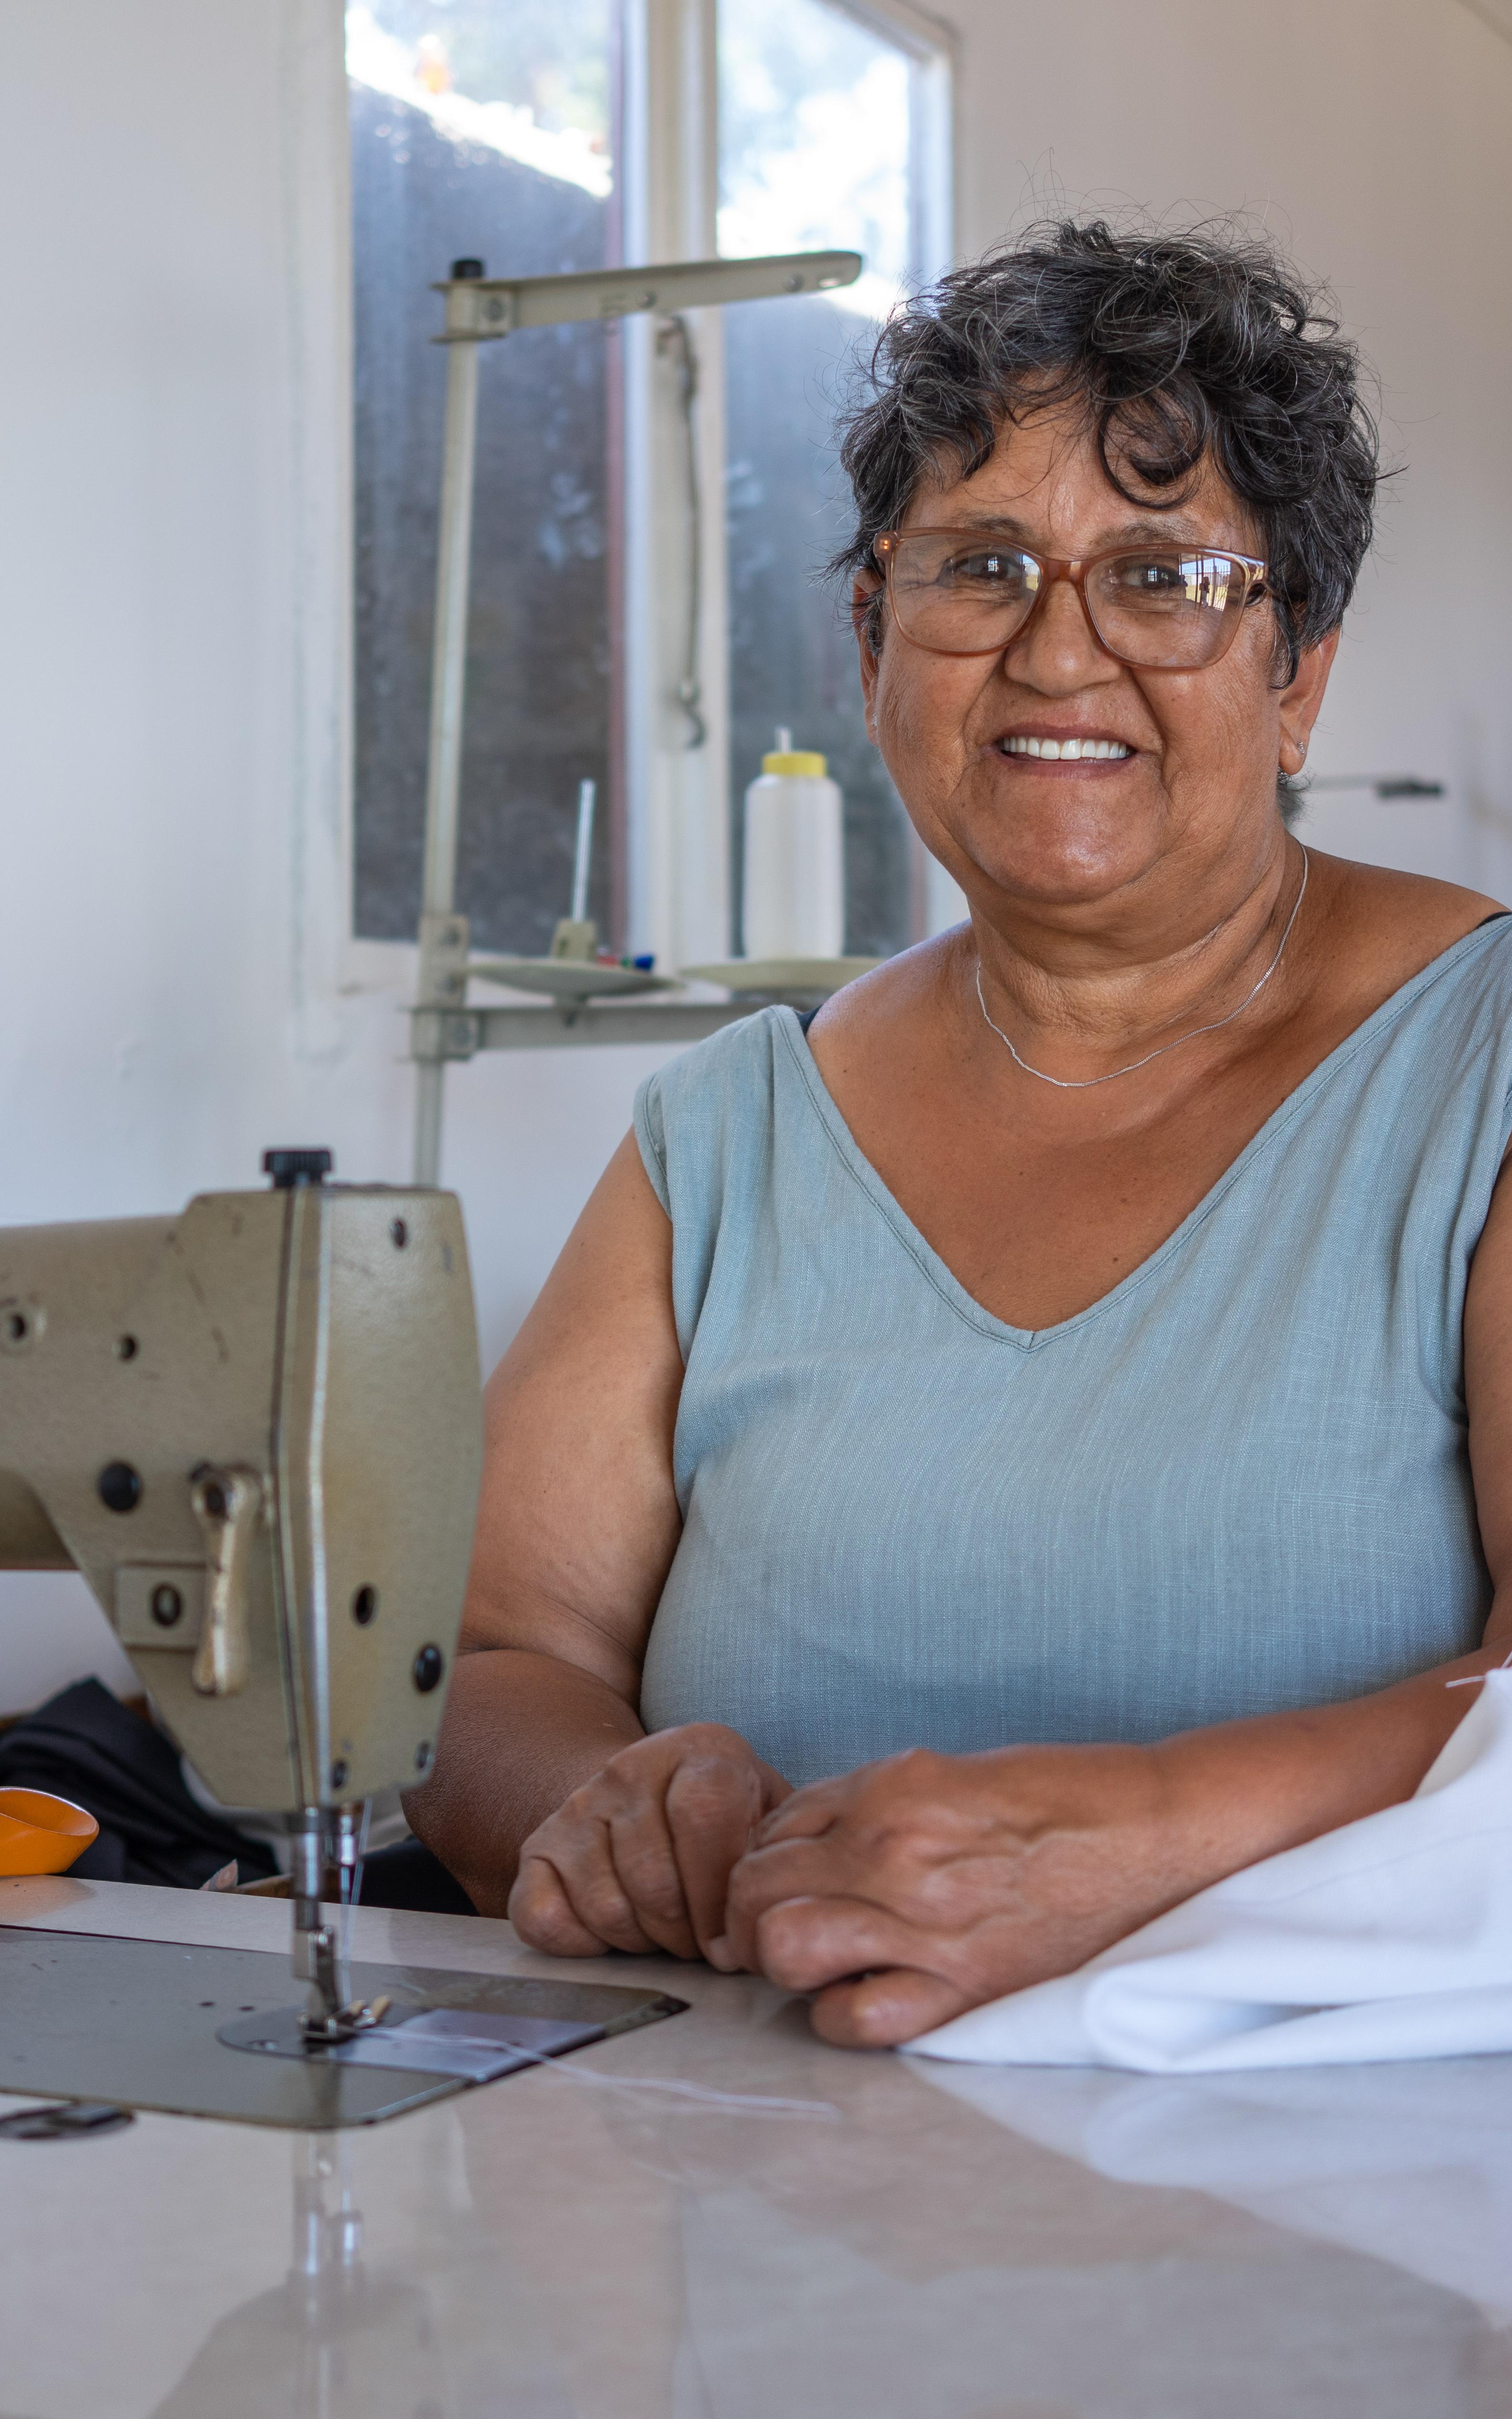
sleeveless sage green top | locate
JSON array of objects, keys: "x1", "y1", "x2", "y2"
[{"x1": 634, "y1": 921, "x2": 1512, "y2": 1787}]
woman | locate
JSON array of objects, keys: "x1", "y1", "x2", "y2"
[{"x1": 407, "y1": 221, "x2": 1512, "y2": 2048}]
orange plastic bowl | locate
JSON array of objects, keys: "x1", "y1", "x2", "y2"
[{"x1": 0, "y1": 1787, "x2": 98, "y2": 1876}]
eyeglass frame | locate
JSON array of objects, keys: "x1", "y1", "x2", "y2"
[{"x1": 868, "y1": 529, "x2": 1270, "y2": 671}]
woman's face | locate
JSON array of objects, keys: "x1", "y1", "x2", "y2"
[{"x1": 857, "y1": 404, "x2": 1337, "y2": 926}]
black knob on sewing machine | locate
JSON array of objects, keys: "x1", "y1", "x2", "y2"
[
  {"x1": 97, "y1": 1461, "x2": 142, "y2": 1513},
  {"x1": 261, "y1": 1149, "x2": 333, "y2": 1189}
]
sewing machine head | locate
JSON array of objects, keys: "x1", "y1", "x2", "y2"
[{"x1": 0, "y1": 1151, "x2": 483, "y2": 2033}]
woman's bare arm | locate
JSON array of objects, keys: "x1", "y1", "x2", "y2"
[
  {"x1": 723, "y1": 1161, "x2": 1512, "y2": 2044},
  {"x1": 402, "y1": 1132, "x2": 683, "y2": 1910},
  {"x1": 403, "y1": 1130, "x2": 790, "y2": 1940}
]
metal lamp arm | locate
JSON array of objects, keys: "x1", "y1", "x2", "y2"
[{"x1": 410, "y1": 247, "x2": 864, "y2": 1186}]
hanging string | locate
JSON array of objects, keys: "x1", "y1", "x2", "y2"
[{"x1": 657, "y1": 313, "x2": 707, "y2": 750}]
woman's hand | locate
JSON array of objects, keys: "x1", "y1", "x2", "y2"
[
  {"x1": 722, "y1": 1741, "x2": 1188, "y2": 2045},
  {"x1": 509, "y1": 1722, "x2": 792, "y2": 1965}
]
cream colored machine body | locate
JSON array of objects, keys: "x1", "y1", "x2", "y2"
[{"x1": 0, "y1": 1158, "x2": 483, "y2": 2036}]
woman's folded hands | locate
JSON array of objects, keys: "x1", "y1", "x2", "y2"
[
  {"x1": 720, "y1": 1740, "x2": 1198, "y2": 2046},
  {"x1": 506, "y1": 1672, "x2": 1478, "y2": 2042},
  {"x1": 509, "y1": 1721, "x2": 1206, "y2": 2044}
]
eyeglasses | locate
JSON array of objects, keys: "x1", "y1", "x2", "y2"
[{"x1": 872, "y1": 531, "x2": 1269, "y2": 672}]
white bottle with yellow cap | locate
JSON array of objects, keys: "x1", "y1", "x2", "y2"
[{"x1": 742, "y1": 727, "x2": 844, "y2": 961}]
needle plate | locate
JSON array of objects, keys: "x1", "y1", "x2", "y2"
[{"x1": 0, "y1": 1926, "x2": 685, "y2": 2128}]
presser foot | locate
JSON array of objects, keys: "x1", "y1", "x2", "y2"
[
  {"x1": 298, "y1": 1993, "x2": 393, "y2": 2048},
  {"x1": 291, "y1": 1903, "x2": 392, "y2": 2048}
]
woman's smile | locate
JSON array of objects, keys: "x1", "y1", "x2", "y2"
[{"x1": 995, "y1": 730, "x2": 1135, "y2": 764}]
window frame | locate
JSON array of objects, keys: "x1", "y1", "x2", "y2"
[
  {"x1": 623, "y1": 0, "x2": 958, "y2": 967},
  {"x1": 339, "y1": 0, "x2": 957, "y2": 985}
]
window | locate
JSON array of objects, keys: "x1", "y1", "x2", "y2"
[
  {"x1": 346, "y1": 0, "x2": 951, "y2": 968},
  {"x1": 348, "y1": 1, "x2": 621, "y2": 953},
  {"x1": 719, "y1": 0, "x2": 953, "y2": 954}
]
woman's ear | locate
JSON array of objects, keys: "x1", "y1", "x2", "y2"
[
  {"x1": 1277, "y1": 626, "x2": 1340, "y2": 777},
  {"x1": 854, "y1": 573, "x2": 884, "y2": 736}
]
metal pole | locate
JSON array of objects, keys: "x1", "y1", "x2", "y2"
[
  {"x1": 570, "y1": 779, "x2": 596, "y2": 925},
  {"x1": 413, "y1": 308, "x2": 483, "y2": 1186}
]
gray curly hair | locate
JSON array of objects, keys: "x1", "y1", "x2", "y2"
[{"x1": 834, "y1": 218, "x2": 1382, "y2": 685}]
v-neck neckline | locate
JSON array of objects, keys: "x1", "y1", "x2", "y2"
[{"x1": 777, "y1": 916, "x2": 1512, "y2": 1352}]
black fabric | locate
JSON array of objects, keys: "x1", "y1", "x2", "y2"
[
  {"x1": 797, "y1": 1006, "x2": 821, "y2": 1034},
  {"x1": 0, "y1": 1679, "x2": 278, "y2": 1889},
  {"x1": 356, "y1": 1837, "x2": 477, "y2": 1915}
]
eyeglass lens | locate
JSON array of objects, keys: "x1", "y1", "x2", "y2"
[{"x1": 887, "y1": 536, "x2": 1254, "y2": 669}]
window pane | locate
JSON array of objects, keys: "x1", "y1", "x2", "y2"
[
  {"x1": 719, "y1": 0, "x2": 919, "y2": 957},
  {"x1": 348, "y1": 2, "x2": 619, "y2": 952}
]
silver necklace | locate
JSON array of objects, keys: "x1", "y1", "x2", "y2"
[{"x1": 974, "y1": 846, "x2": 1310, "y2": 1091}]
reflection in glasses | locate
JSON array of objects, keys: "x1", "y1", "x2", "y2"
[{"x1": 874, "y1": 531, "x2": 1267, "y2": 671}]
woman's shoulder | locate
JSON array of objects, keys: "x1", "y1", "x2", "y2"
[
  {"x1": 1320, "y1": 853, "x2": 1504, "y2": 948},
  {"x1": 800, "y1": 930, "x2": 963, "y2": 1070},
  {"x1": 639, "y1": 1002, "x2": 799, "y2": 1123},
  {"x1": 1303, "y1": 853, "x2": 1512, "y2": 1029},
  {"x1": 633, "y1": 1006, "x2": 806, "y2": 1209}
]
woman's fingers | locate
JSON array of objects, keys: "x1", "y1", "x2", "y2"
[
  {"x1": 510, "y1": 1727, "x2": 796, "y2": 1967},
  {"x1": 511, "y1": 1728, "x2": 788, "y2": 1962},
  {"x1": 757, "y1": 1759, "x2": 794, "y2": 1810},
  {"x1": 509, "y1": 1850, "x2": 616, "y2": 1956},
  {"x1": 743, "y1": 1884, "x2": 975, "y2": 2038},
  {"x1": 809, "y1": 1966, "x2": 971, "y2": 2048},
  {"x1": 512, "y1": 1816, "x2": 659, "y2": 1956},
  {"x1": 605, "y1": 1789, "x2": 701, "y2": 1959},
  {"x1": 750, "y1": 1891, "x2": 936, "y2": 1993},
  {"x1": 698, "y1": 1756, "x2": 795, "y2": 1969},
  {"x1": 723, "y1": 1834, "x2": 867, "y2": 1969},
  {"x1": 663, "y1": 1750, "x2": 768, "y2": 1958},
  {"x1": 750, "y1": 1774, "x2": 845, "y2": 1845},
  {"x1": 602, "y1": 1736, "x2": 772, "y2": 1959}
]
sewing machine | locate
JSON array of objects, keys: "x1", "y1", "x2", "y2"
[{"x1": 0, "y1": 1152, "x2": 681, "y2": 2126}]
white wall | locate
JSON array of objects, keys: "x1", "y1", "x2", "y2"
[
  {"x1": 0, "y1": 0, "x2": 685, "y2": 1708},
  {"x1": 947, "y1": 0, "x2": 1512, "y2": 892},
  {"x1": 3, "y1": 0, "x2": 1512, "y2": 1710}
]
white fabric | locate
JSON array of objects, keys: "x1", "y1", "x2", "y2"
[{"x1": 906, "y1": 1672, "x2": 1512, "y2": 2072}]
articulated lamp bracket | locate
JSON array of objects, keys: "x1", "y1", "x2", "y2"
[{"x1": 408, "y1": 247, "x2": 865, "y2": 1186}]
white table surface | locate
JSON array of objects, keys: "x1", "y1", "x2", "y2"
[{"x1": 1, "y1": 1874, "x2": 1509, "y2": 2419}]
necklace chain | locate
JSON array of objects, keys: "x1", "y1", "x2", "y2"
[{"x1": 974, "y1": 846, "x2": 1310, "y2": 1091}]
